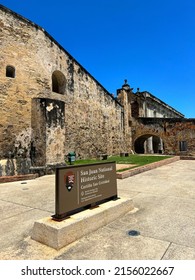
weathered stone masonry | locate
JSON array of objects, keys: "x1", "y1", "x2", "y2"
[
  {"x1": 0, "y1": 5, "x2": 131, "y2": 176},
  {"x1": 0, "y1": 5, "x2": 195, "y2": 177},
  {"x1": 117, "y1": 82, "x2": 195, "y2": 156},
  {"x1": 132, "y1": 118, "x2": 195, "y2": 155}
]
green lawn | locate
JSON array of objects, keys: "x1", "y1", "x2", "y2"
[{"x1": 67, "y1": 155, "x2": 172, "y2": 171}]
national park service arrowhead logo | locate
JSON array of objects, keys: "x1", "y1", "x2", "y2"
[{"x1": 64, "y1": 171, "x2": 75, "y2": 192}]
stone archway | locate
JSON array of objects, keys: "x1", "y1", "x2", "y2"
[{"x1": 134, "y1": 134, "x2": 164, "y2": 154}]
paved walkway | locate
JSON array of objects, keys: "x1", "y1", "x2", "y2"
[{"x1": 0, "y1": 160, "x2": 195, "y2": 260}]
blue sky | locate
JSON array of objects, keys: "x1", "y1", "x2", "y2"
[{"x1": 1, "y1": 0, "x2": 195, "y2": 117}]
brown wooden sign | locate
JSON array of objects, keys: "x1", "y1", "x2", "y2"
[{"x1": 53, "y1": 162, "x2": 117, "y2": 220}]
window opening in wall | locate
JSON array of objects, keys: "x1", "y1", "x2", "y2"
[
  {"x1": 121, "y1": 110, "x2": 124, "y2": 130},
  {"x1": 179, "y1": 141, "x2": 187, "y2": 152},
  {"x1": 131, "y1": 101, "x2": 139, "y2": 118},
  {"x1": 52, "y1": 70, "x2": 66, "y2": 94},
  {"x1": 6, "y1": 66, "x2": 15, "y2": 78}
]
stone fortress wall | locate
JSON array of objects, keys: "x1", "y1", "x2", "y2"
[
  {"x1": 116, "y1": 83, "x2": 189, "y2": 155},
  {"x1": 0, "y1": 5, "x2": 195, "y2": 177},
  {"x1": 0, "y1": 5, "x2": 131, "y2": 176}
]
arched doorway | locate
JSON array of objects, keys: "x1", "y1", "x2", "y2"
[{"x1": 134, "y1": 134, "x2": 164, "y2": 154}]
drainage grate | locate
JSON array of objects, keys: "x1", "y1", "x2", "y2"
[{"x1": 128, "y1": 230, "x2": 140, "y2": 236}]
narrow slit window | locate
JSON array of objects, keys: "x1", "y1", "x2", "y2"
[
  {"x1": 121, "y1": 110, "x2": 124, "y2": 130},
  {"x1": 6, "y1": 66, "x2": 15, "y2": 78}
]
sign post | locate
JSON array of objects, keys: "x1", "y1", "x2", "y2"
[{"x1": 53, "y1": 162, "x2": 117, "y2": 220}]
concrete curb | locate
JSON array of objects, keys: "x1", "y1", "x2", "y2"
[
  {"x1": 180, "y1": 156, "x2": 195, "y2": 160},
  {"x1": 0, "y1": 173, "x2": 39, "y2": 183},
  {"x1": 117, "y1": 156, "x2": 180, "y2": 179},
  {"x1": 31, "y1": 197, "x2": 134, "y2": 250}
]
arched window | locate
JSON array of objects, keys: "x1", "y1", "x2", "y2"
[
  {"x1": 52, "y1": 70, "x2": 66, "y2": 94},
  {"x1": 6, "y1": 65, "x2": 15, "y2": 78}
]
